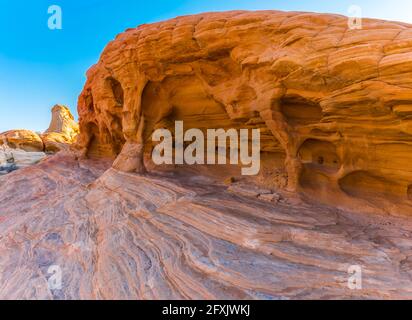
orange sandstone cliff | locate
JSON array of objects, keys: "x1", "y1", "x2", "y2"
[{"x1": 75, "y1": 10, "x2": 412, "y2": 214}]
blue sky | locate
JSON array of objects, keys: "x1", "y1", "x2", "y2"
[{"x1": 1, "y1": 0, "x2": 412, "y2": 132}]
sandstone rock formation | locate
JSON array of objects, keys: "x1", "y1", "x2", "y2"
[
  {"x1": 0, "y1": 130, "x2": 44, "y2": 152},
  {"x1": 1, "y1": 10, "x2": 412, "y2": 300},
  {"x1": 45, "y1": 105, "x2": 79, "y2": 138},
  {"x1": 41, "y1": 105, "x2": 79, "y2": 152},
  {"x1": 75, "y1": 10, "x2": 412, "y2": 214},
  {"x1": 0, "y1": 105, "x2": 79, "y2": 154},
  {"x1": 40, "y1": 132, "x2": 71, "y2": 153}
]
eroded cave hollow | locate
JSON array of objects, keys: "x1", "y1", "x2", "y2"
[{"x1": 74, "y1": 10, "x2": 412, "y2": 213}]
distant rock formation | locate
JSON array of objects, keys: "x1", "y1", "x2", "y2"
[
  {"x1": 45, "y1": 105, "x2": 79, "y2": 137},
  {"x1": 0, "y1": 130, "x2": 44, "y2": 152},
  {"x1": 75, "y1": 10, "x2": 412, "y2": 213},
  {"x1": 0, "y1": 104, "x2": 79, "y2": 153},
  {"x1": 41, "y1": 105, "x2": 79, "y2": 152}
]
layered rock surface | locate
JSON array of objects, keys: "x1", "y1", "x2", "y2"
[
  {"x1": 75, "y1": 10, "x2": 412, "y2": 214},
  {"x1": 1, "y1": 153, "x2": 412, "y2": 299}
]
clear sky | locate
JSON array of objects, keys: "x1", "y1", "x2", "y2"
[{"x1": 1, "y1": 0, "x2": 412, "y2": 132}]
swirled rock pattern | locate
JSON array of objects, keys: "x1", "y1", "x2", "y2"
[
  {"x1": 0, "y1": 153, "x2": 412, "y2": 299},
  {"x1": 76, "y1": 10, "x2": 412, "y2": 214}
]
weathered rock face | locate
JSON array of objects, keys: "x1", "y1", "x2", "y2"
[
  {"x1": 0, "y1": 130, "x2": 44, "y2": 152},
  {"x1": 42, "y1": 105, "x2": 79, "y2": 152},
  {"x1": 76, "y1": 10, "x2": 412, "y2": 214}
]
